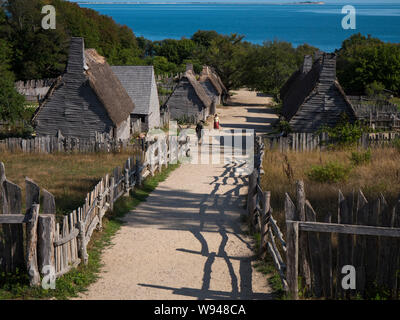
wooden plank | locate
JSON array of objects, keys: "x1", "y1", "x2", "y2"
[
  {"x1": 305, "y1": 201, "x2": 322, "y2": 297},
  {"x1": 247, "y1": 170, "x2": 258, "y2": 231},
  {"x1": 78, "y1": 221, "x2": 88, "y2": 265},
  {"x1": 270, "y1": 215, "x2": 286, "y2": 250},
  {"x1": 336, "y1": 190, "x2": 353, "y2": 299},
  {"x1": 296, "y1": 180, "x2": 311, "y2": 292},
  {"x1": 319, "y1": 211, "x2": 333, "y2": 298},
  {"x1": 365, "y1": 198, "x2": 379, "y2": 290},
  {"x1": 353, "y1": 190, "x2": 369, "y2": 295},
  {"x1": 25, "y1": 178, "x2": 40, "y2": 209},
  {"x1": 54, "y1": 228, "x2": 79, "y2": 246},
  {"x1": 377, "y1": 194, "x2": 394, "y2": 292},
  {"x1": 259, "y1": 191, "x2": 270, "y2": 260},
  {"x1": 2, "y1": 179, "x2": 24, "y2": 273},
  {"x1": 42, "y1": 189, "x2": 56, "y2": 215},
  {"x1": 26, "y1": 204, "x2": 40, "y2": 286},
  {"x1": 286, "y1": 221, "x2": 299, "y2": 299},
  {"x1": 0, "y1": 215, "x2": 30, "y2": 223},
  {"x1": 37, "y1": 215, "x2": 55, "y2": 275}
]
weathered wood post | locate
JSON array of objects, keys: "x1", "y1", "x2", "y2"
[
  {"x1": 259, "y1": 191, "x2": 270, "y2": 260},
  {"x1": 1, "y1": 175, "x2": 25, "y2": 274},
  {"x1": 78, "y1": 221, "x2": 88, "y2": 265},
  {"x1": 109, "y1": 176, "x2": 115, "y2": 212},
  {"x1": 296, "y1": 180, "x2": 311, "y2": 293},
  {"x1": 37, "y1": 215, "x2": 55, "y2": 278},
  {"x1": 247, "y1": 170, "x2": 258, "y2": 230},
  {"x1": 285, "y1": 193, "x2": 299, "y2": 300},
  {"x1": 26, "y1": 204, "x2": 40, "y2": 286}
]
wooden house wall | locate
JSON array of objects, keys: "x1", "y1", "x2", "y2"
[
  {"x1": 34, "y1": 73, "x2": 115, "y2": 139},
  {"x1": 201, "y1": 80, "x2": 221, "y2": 105},
  {"x1": 148, "y1": 73, "x2": 161, "y2": 130},
  {"x1": 167, "y1": 79, "x2": 206, "y2": 123}
]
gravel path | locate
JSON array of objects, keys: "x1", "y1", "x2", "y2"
[{"x1": 77, "y1": 90, "x2": 276, "y2": 300}]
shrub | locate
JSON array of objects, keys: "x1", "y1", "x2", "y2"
[
  {"x1": 307, "y1": 161, "x2": 351, "y2": 183},
  {"x1": 318, "y1": 114, "x2": 368, "y2": 148},
  {"x1": 393, "y1": 138, "x2": 400, "y2": 153},
  {"x1": 350, "y1": 149, "x2": 371, "y2": 166}
]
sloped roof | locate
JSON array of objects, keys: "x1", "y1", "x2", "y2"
[
  {"x1": 184, "y1": 69, "x2": 212, "y2": 109},
  {"x1": 84, "y1": 49, "x2": 135, "y2": 125},
  {"x1": 281, "y1": 53, "x2": 356, "y2": 121},
  {"x1": 199, "y1": 66, "x2": 228, "y2": 95},
  {"x1": 111, "y1": 66, "x2": 155, "y2": 115},
  {"x1": 34, "y1": 38, "x2": 134, "y2": 127}
]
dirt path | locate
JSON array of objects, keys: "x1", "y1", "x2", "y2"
[{"x1": 77, "y1": 90, "x2": 276, "y2": 300}]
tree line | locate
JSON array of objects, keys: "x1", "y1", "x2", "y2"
[{"x1": 0, "y1": 0, "x2": 399, "y2": 125}]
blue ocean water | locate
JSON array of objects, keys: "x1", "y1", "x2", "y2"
[{"x1": 79, "y1": 3, "x2": 400, "y2": 52}]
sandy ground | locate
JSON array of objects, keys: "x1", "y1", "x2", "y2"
[{"x1": 77, "y1": 90, "x2": 277, "y2": 300}]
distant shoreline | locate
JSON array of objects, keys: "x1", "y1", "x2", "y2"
[{"x1": 77, "y1": 1, "x2": 326, "y2": 5}]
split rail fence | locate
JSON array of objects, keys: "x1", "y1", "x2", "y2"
[
  {"x1": 248, "y1": 138, "x2": 400, "y2": 299},
  {"x1": 0, "y1": 134, "x2": 190, "y2": 286}
]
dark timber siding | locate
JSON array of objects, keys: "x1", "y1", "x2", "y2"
[
  {"x1": 167, "y1": 79, "x2": 206, "y2": 123},
  {"x1": 35, "y1": 73, "x2": 114, "y2": 139},
  {"x1": 289, "y1": 84, "x2": 354, "y2": 132}
]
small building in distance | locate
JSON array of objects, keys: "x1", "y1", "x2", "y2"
[
  {"x1": 199, "y1": 65, "x2": 229, "y2": 106},
  {"x1": 165, "y1": 64, "x2": 212, "y2": 124},
  {"x1": 111, "y1": 66, "x2": 160, "y2": 133},
  {"x1": 33, "y1": 37, "x2": 134, "y2": 140},
  {"x1": 280, "y1": 52, "x2": 357, "y2": 133}
]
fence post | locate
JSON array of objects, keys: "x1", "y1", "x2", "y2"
[
  {"x1": 109, "y1": 176, "x2": 115, "y2": 212},
  {"x1": 285, "y1": 193, "x2": 299, "y2": 300},
  {"x1": 296, "y1": 180, "x2": 311, "y2": 292},
  {"x1": 135, "y1": 157, "x2": 142, "y2": 187},
  {"x1": 124, "y1": 168, "x2": 130, "y2": 194},
  {"x1": 78, "y1": 221, "x2": 88, "y2": 265},
  {"x1": 26, "y1": 204, "x2": 40, "y2": 286},
  {"x1": 37, "y1": 215, "x2": 56, "y2": 278},
  {"x1": 259, "y1": 191, "x2": 270, "y2": 260},
  {"x1": 247, "y1": 170, "x2": 258, "y2": 231}
]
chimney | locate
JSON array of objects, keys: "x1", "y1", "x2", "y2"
[
  {"x1": 319, "y1": 53, "x2": 337, "y2": 84},
  {"x1": 66, "y1": 37, "x2": 85, "y2": 74},
  {"x1": 314, "y1": 50, "x2": 324, "y2": 62},
  {"x1": 186, "y1": 63, "x2": 194, "y2": 72},
  {"x1": 301, "y1": 55, "x2": 313, "y2": 74}
]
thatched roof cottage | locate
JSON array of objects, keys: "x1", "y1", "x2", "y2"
[
  {"x1": 199, "y1": 66, "x2": 229, "y2": 105},
  {"x1": 33, "y1": 37, "x2": 134, "y2": 140},
  {"x1": 165, "y1": 64, "x2": 212, "y2": 124},
  {"x1": 280, "y1": 52, "x2": 357, "y2": 133},
  {"x1": 111, "y1": 66, "x2": 160, "y2": 132}
]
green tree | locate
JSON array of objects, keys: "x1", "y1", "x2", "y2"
[
  {"x1": 0, "y1": 30, "x2": 25, "y2": 123},
  {"x1": 337, "y1": 33, "x2": 400, "y2": 95},
  {"x1": 242, "y1": 40, "x2": 298, "y2": 100}
]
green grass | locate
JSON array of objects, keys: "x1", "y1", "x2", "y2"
[{"x1": 0, "y1": 163, "x2": 180, "y2": 300}]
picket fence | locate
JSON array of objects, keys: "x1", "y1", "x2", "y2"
[
  {"x1": 0, "y1": 132, "x2": 144, "y2": 154},
  {"x1": 248, "y1": 138, "x2": 400, "y2": 299},
  {"x1": 265, "y1": 132, "x2": 400, "y2": 152},
  {"x1": 0, "y1": 134, "x2": 190, "y2": 286}
]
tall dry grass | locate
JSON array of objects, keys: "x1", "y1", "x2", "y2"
[
  {"x1": 261, "y1": 147, "x2": 400, "y2": 225},
  {"x1": 0, "y1": 151, "x2": 137, "y2": 216}
]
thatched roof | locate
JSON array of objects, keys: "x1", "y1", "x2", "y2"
[
  {"x1": 184, "y1": 69, "x2": 212, "y2": 108},
  {"x1": 281, "y1": 53, "x2": 356, "y2": 122},
  {"x1": 33, "y1": 38, "x2": 134, "y2": 127},
  {"x1": 85, "y1": 49, "x2": 135, "y2": 125},
  {"x1": 199, "y1": 66, "x2": 227, "y2": 95}
]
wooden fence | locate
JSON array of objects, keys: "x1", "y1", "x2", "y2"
[
  {"x1": 0, "y1": 132, "x2": 144, "y2": 154},
  {"x1": 265, "y1": 132, "x2": 400, "y2": 152},
  {"x1": 0, "y1": 134, "x2": 190, "y2": 286},
  {"x1": 249, "y1": 138, "x2": 400, "y2": 299}
]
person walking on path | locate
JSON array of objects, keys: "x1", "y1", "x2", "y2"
[
  {"x1": 214, "y1": 114, "x2": 220, "y2": 130},
  {"x1": 196, "y1": 120, "x2": 205, "y2": 145}
]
